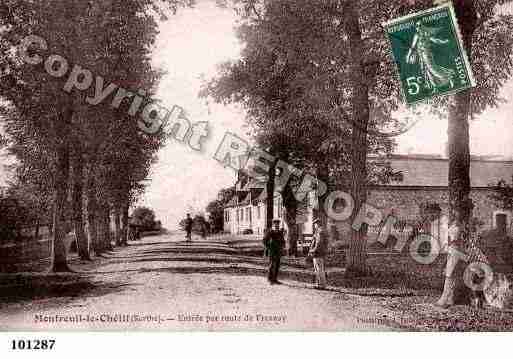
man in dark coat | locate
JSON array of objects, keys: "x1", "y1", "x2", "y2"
[
  {"x1": 185, "y1": 213, "x2": 193, "y2": 242},
  {"x1": 263, "y1": 219, "x2": 285, "y2": 284}
]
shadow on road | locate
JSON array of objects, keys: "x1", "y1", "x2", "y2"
[
  {"x1": 0, "y1": 274, "x2": 136, "y2": 307},
  {"x1": 139, "y1": 247, "x2": 236, "y2": 255},
  {"x1": 280, "y1": 281, "x2": 417, "y2": 298},
  {"x1": 109, "y1": 253, "x2": 308, "y2": 270},
  {"x1": 85, "y1": 264, "x2": 416, "y2": 297}
]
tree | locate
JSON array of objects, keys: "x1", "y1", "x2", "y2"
[
  {"x1": 343, "y1": 0, "x2": 513, "y2": 301},
  {"x1": 204, "y1": 0, "x2": 400, "y2": 260},
  {"x1": 0, "y1": 0, "x2": 192, "y2": 270},
  {"x1": 178, "y1": 214, "x2": 207, "y2": 234},
  {"x1": 209, "y1": 0, "x2": 513, "y2": 290},
  {"x1": 1, "y1": 142, "x2": 54, "y2": 240},
  {"x1": 490, "y1": 176, "x2": 513, "y2": 210},
  {"x1": 132, "y1": 206, "x2": 157, "y2": 231},
  {"x1": 0, "y1": 1, "x2": 90, "y2": 271},
  {"x1": 0, "y1": 194, "x2": 34, "y2": 242},
  {"x1": 206, "y1": 186, "x2": 237, "y2": 233},
  {"x1": 425, "y1": 0, "x2": 513, "y2": 307},
  {"x1": 206, "y1": 199, "x2": 225, "y2": 233}
]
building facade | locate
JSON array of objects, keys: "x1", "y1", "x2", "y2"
[
  {"x1": 367, "y1": 155, "x2": 513, "y2": 234},
  {"x1": 224, "y1": 154, "x2": 513, "y2": 239},
  {"x1": 223, "y1": 176, "x2": 315, "y2": 235}
]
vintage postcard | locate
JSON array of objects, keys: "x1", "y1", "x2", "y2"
[{"x1": 1, "y1": 0, "x2": 513, "y2": 341}]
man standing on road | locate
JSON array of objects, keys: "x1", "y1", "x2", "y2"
[
  {"x1": 309, "y1": 218, "x2": 328, "y2": 289},
  {"x1": 263, "y1": 219, "x2": 285, "y2": 284},
  {"x1": 185, "y1": 213, "x2": 193, "y2": 242}
]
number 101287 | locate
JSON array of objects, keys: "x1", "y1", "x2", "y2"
[{"x1": 11, "y1": 339, "x2": 55, "y2": 350}]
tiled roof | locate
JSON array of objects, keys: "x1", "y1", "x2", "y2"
[
  {"x1": 241, "y1": 177, "x2": 267, "y2": 191},
  {"x1": 225, "y1": 188, "x2": 265, "y2": 208},
  {"x1": 225, "y1": 154, "x2": 513, "y2": 208},
  {"x1": 240, "y1": 188, "x2": 265, "y2": 205},
  {"x1": 255, "y1": 187, "x2": 267, "y2": 202},
  {"x1": 381, "y1": 155, "x2": 513, "y2": 188}
]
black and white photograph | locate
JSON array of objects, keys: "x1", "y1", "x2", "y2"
[{"x1": 1, "y1": 0, "x2": 513, "y2": 344}]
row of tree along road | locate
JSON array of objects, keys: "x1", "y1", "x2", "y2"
[
  {"x1": 0, "y1": 0, "x2": 192, "y2": 271},
  {"x1": 201, "y1": 0, "x2": 513, "y2": 307}
]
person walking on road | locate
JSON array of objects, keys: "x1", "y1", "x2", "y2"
[
  {"x1": 185, "y1": 213, "x2": 193, "y2": 242},
  {"x1": 200, "y1": 217, "x2": 207, "y2": 240},
  {"x1": 263, "y1": 219, "x2": 285, "y2": 285},
  {"x1": 309, "y1": 218, "x2": 328, "y2": 289}
]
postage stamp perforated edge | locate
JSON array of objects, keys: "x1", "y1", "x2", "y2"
[{"x1": 381, "y1": 2, "x2": 477, "y2": 106}]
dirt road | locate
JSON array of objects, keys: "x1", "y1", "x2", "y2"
[{"x1": 0, "y1": 234, "x2": 399, "y2": 331}]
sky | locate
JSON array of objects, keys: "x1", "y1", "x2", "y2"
[
  {"x1": 136, "y1": 0, "x2": 247, "y2": 228},
  {"x1": 1, "y1": 0, "x2": 513, "y2": 229},
  {"x1": 141, "y1": 0, "x2": 513, "y2": 229}
]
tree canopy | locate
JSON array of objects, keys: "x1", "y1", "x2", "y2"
[{"x1": 0, "y1": 0, "x2": 192, "y2": 269}]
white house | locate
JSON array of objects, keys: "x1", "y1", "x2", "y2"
[{"x1": 223, "y1": 175, "x2": 315, "y2": 236}]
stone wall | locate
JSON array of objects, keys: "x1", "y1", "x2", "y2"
[
  {"x1": 368, "y1": 187, "x2": 501, "y2": 230},
  {"x1": 329, "y1": 187, "x2": 505, "y2": 243}
]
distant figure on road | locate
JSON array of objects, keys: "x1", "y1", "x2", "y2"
[
  {"x1": 185, "y1": 213, "x2": 193, "y2": 242},
  {"x1": 263, "y1": 219, "x2": 285, "y2": 285},
  {"x1": 200, "y1": 217, "x2": 207, "y2": 240},
  {"x1": 309, "y1": 218, "x2": 328, "y2": 289},
  {"x1": 128, "y1": 219, "x2": 141, "y2": 241}
]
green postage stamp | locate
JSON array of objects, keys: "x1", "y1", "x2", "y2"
[{"x1": 383, "y1": 2, "x2": 476, "y2": 105}]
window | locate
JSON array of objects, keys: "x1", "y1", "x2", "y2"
[
  {"x1": 308, "y1": 192, "x2": 315, "y2": 208},
  {"x1": 257, "y1": 206, "x2": 261, "y2": 220},
  {"x1": 240, "y1": 208, "x2": 244, "y2": 221}
]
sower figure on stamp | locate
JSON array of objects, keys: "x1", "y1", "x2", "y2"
[
  {"x1": 263, "y1": 219, "x2": 285, "y2": 285},
  {"x1": 184, "y1": 213, "x2": 193, "y2": 242},
  {"x1": 309, "y1": 218, "x2": 328, "y2": 289},
  {"x1": 406, "y1": 21, "x2": 455, "y2": 94}
]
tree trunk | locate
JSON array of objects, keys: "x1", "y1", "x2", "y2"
[
  {"x1": 345, "y1": 1, "x2": 370, "y2": 277},
  {"x1": 97, "y1": 200, "x2": 112, "y2": 253},
  {"x1": 48, "y1": 203, "x2": 54, "y2": 236},
  {"x1": 72, "y1": 149, "x2": 91, "y2": 260},
  {"x1": 35, "y1": 216, "x2": 40, "y2": 240},
  {"x1": 121, "y1": 198, "x2": 129, "y2": 246},
  {"x1": 51, "y1": 108, "x2": 73, "y2": 272},
  {"x1": 437, "y1": 0, "x2": 478, "y2": 307},
  {"x1": 103, "y1": 203, "x2": 113, "y2": 251},
  {"x1": 265, "y1": 161, "x2": 276, "y2": 231},
  {"x1": 86, "y1": 170, "x2": 99, "y2": 255},
  {"x1": 282, "y1": 182, "x2": 298, "y2": 256},
  {"x1": 114, "y1": 205, "x2": 121, "y2": 246},
  {"x1": 96, "y1": 203, "x2": 106, "y2": 254},
  {"x1": 316, "y1": 164, "x2": 330, "y2": 229}
]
